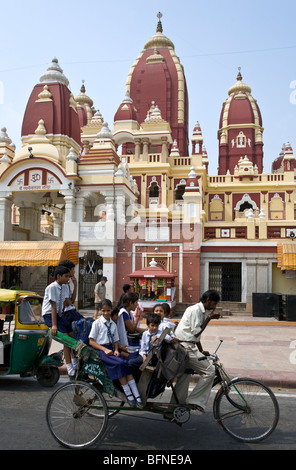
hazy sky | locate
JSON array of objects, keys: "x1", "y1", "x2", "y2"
[{"x1": 0, "y1": 0, "x2": 296, "y2": 174}]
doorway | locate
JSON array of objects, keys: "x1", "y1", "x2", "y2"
[
  {"x1": 209, "y1": 262, "x2": 241, "y2": 301},
  {"x1": 78, "y1": 251, "x2": 103, "y2": 308}
]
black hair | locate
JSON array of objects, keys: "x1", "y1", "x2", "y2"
[
  {"x1": 200, "y1": 290, "x2": 220, "y2": 303},
  {"x1": 121, "y1": 292, "x2": 139, "y2": 307},
  {"x1": 101, "y1": 299, "x2": 113, "y2": 309},
  {"x1": 122, "y1": 284, "x2": 131, "y2": 293},
  {"x1": 152, "y1": 302, "x2": 171, "y2": 316},
  {"x1": 111, "y1": 306, "x2": 120, "y2": 317},
  {"x1": 54, "y1": 265, "x2": 70, "y2": 279},
  {"x1": 146, "y1": 313, "x2": 161, "y2": 326},
  {"x1": 59, "y1": 260, "x2": 75, "y2": 270}
]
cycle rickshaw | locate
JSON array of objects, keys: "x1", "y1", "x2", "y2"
[{"x1": 46, "y1": 329, "x2": 279, "y2": 449}]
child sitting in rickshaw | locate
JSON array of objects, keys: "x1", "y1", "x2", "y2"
[{"x1": 88, "y1": 299, "x2": 144, "y2": 409}]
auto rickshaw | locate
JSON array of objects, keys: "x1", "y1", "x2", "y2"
[{"x1": 0, "y1": 288, "x2": 63, "y2": 386}]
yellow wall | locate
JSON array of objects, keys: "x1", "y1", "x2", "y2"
[{"x1": 272, "y1": 263, "x2": 296, "y2": 294}]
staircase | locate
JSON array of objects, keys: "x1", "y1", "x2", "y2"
[
  {"x1": 216, "y1": 301, "x2": 248, "y2": 317},
  {"x1": 174, "y1": 301, "x2": 248, "y2": 318}
]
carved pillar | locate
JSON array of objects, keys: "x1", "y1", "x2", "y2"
[
  {"x1": 134, "y1": 138, "x2": 141, "y2": 161},
  {"x1": 142, "y1": 138, "x2": 149, "y2": 162},
  {"x1": 0, "y1": 193, "x2": 13, "y2": 240}
]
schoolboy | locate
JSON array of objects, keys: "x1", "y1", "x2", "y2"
[
  {"x1": 139, "y1": 313, "x2": 161, "y2": 362},
  {"x1": 58, "y1": 260, "x2": 83, "y2": 322},
  {"x1": 42, "y1": 265, "x2": 75, "y2": 378}
]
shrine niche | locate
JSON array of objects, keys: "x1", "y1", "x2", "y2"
[
  {"x1": 128, "y1": 258, "x2": 176, "y2": 312},
  {"x1": 209, "y1": 194, "x2": 224, "y2": 221},
  {"x1": 269, "y1": 193, "x2": 285, "y2": 220},
  {"x1": 236, "y1": 131, "x2": 247, "y2": 148}
]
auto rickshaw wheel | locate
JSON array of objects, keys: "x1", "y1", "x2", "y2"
[{"x1": 36, "y1": 366, "x2": 60, "y2": 387}]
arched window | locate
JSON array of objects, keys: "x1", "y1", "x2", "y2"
[{"x1": 149, "y1": 182, "x2": 159, "y2": 198}]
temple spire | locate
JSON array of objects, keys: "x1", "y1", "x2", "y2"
[{"x1": 156, "y1": 12, "x2": 163, "y2": 32}]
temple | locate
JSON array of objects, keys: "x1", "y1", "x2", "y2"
[{"x1": 0, "y1": 14, "x2": 295, "y2": 315}]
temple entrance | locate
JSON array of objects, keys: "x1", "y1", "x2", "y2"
[
  {"x1": 209, "y1": 262, "x2": 241, "y2": 301},
  {"x1": 78, "y1": 251, "x2": 103, "y2": 308}
]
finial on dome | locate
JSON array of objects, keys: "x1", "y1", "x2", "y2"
[
  {"x1": 237, "y1": 66, "x2": 242, "y2": 81},
  {"x1": 156, "y1": 12, "x2": 163, "y2": 32},
  {"x1": 40, "y1": 57, "x2": 69, "y2": 87},
  {"x1": 80, "y1": 80, "x2": 86, "y2": 93}
]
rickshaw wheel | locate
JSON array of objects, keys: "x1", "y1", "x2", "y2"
[
  {"x1": 36, "y1": 366, "x2": 60, "y2": 387},
  {"x1": 46, "y1": 381, "x2": 108, "y2": 449}
]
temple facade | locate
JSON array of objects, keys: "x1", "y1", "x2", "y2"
[{"x1": 0, "y1": 15, "x2": 295, "y2": 313}]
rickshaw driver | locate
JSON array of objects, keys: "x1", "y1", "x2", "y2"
[{"x1": 168, "y1": 290, "x2": 221, "y2": 414}]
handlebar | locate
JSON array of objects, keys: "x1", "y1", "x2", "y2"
[{"x1": 198, "y1": 354, "x2": 217, "y2": 361}]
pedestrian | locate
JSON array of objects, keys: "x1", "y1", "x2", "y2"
[
  {"x1": 89, "y1": 299, "x2": 144, "y2": 408},
  {"x1": 42, "y1": 265, "x2": 77, "y2": 378},
  {"x1": 168, "y1": 289, "x2": 221, "y2": 414},
  {"x1": 94, "y1": 276, "x2": 107, "y2": 319}
]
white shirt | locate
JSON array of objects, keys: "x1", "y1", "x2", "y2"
[
  {"x1": 89, "y1": 316, "x2": 119, "y2": 345},
  {"x1": 158, "y1": 317, "x2": 176, "y2": 341},
  {"x1": 174, "y1": 301, "x2": 208, "y2": 343},
  {"x1": 42, "y1": 281, "x2": 68, "y2": 317},
  {"x1": 64, "y1": 280, "x2": 75, "y2": 312},
  {"x1": 139, "y1": 329, "x2": 159, "y2": 357}
]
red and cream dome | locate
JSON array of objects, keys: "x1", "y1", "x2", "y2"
[
  {"x1": 124, "y1": 14, "x2": 189, "y2": 156},
  {"x1": 114, "y1": 91, "x2": 138, "y2": 124},
  {"x1": 218, "y1": 70, "x2": 264, "y2": 175},
  {"x1": 21, "y1": 58, "x2": 81, "y2": 150}
]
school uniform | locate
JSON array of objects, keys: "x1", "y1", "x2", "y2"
[
  {"x1": 139, "y1": 330, "x2": 159, "y2": 357},
  {"x1": 63, "y1": 281, "x2": 84, "y2": 323},
  {"x1": 158, "y1": 318, "x2": 176, "y2": 342},
  {"x1": 89, "y1": 316, "x2": 131, "y2": 380},
  {"x1": 42, "y1": 281, "x2": 83, "y2": 333}
]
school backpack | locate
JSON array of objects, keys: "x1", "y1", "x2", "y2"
[
  {"x1": 72, "y1": 318, "x2": 94, "y2": 345},
  {"x1": 145, "y1": 341, "x2": 188, "y2": 399},
  {"x1": 160, "y1": 341, "x2": 188, "y2": 381}
]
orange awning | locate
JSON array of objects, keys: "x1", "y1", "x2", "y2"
[
  {"x1": 277, "y1": 242, "x2": 296, "y2": 270},
  {"x1": 0, "y1": 241, "x2": 79, "y2": 266}
]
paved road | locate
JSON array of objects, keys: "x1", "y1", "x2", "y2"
[{"x1": 0, "y1": 376, "x2": 295, "y2": 452}]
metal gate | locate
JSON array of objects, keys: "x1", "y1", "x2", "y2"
[
  {"x1": 78, "y1": 251, "x2": 103, "y2": 308},
  {"x1": 209, "y1": 263, "x2": 241, "y2": 301}
]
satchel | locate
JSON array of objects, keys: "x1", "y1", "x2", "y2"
[
  {"x1": 72, "y1": 318, "x2": 94, "y2": 345},
  {"x1": 160, "y1": 341, "x2": 188, "y2": 381}
]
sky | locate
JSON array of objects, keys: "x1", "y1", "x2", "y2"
[{"x1": 0, "y1": 0, "x2": 296, "y2": 174}]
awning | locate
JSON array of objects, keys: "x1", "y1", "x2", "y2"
[
  {"x1": 0, "y1": 241, "x2": 79, "y2": 266},
  {"x1": 277, "y1": 242, "x2": 296, "y2": 270}
]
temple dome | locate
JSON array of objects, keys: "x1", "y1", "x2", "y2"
[
  {"x1": 124, "y1": 13, "x2": 189, "y2": 156},
  {"x1": 218, "y1": 70, "x2": 264, "y2": 175},
  {"x1": 114, "y1": 91, "x2": 138, "y2": 123},
  {"x1": 21, "y1": 58, "x2": 81, "y2": 148}
]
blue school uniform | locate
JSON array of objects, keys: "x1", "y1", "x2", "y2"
[{"x1": 89, "y1": 316, "x2": 131, "y2": 380}]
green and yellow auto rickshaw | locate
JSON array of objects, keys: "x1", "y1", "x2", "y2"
[{"x1": 0, "y1": 288, "x2": 63, "y2": 386}]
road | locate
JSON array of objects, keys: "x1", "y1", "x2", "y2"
[{"x1": 0, "y1": 375, "x2": 295, "y2": 452}]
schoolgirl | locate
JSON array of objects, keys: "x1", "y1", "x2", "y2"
[{"x1": 89, "y1": 299, "x2": 143, "y2": 408}]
